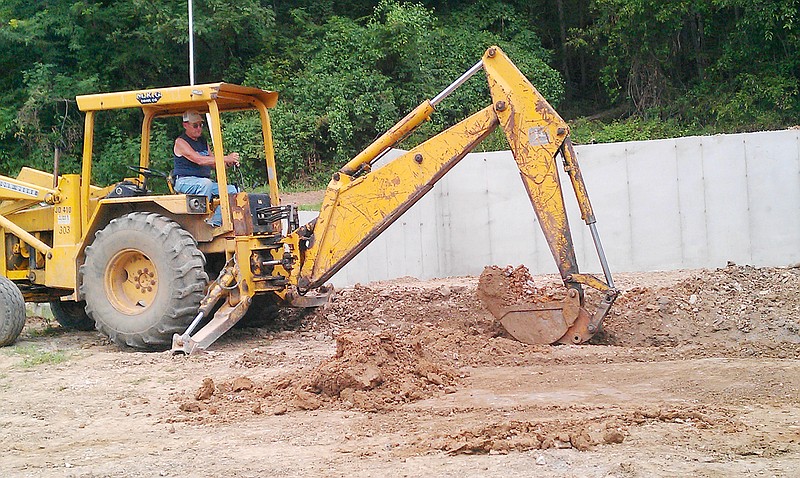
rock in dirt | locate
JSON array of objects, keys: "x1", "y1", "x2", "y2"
[
  {"x1": 180, "y1": 402, "x2": 202, "y2": 413},
  {"x1": 195, "y1": 378, "x2": 215, "y2": 401},
  {"x1": 603, "y1": 429, "x2": 626, "y2": 445},
  {"x1": 477, "y1": 265, "x2": 551, "y2": 315},
  {"x1": 230, "y1": 376, "x2": 254, "y2": 392}
]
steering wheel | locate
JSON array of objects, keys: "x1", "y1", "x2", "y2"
[
  {"x1": 127, "y1": 165, "x2": 169, "y2": 179},
  {"x1": 127, "y1": 165, "x2": 170, "y2": 192}
]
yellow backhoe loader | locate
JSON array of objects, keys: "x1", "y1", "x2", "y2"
[{"x1": 0, "y1": 46, "x2": 618, "y2": 353}]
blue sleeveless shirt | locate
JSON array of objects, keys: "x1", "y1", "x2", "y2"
[{"x1": 173, "y1": 133, "x2": 212, "y2": 178}]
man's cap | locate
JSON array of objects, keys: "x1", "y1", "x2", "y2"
[{"x1": 182, "y1": 110, "x2": 203, "y2": 122}]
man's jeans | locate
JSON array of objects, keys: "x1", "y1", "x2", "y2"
[{"x1": 175, "y1": 176, "x2": 238, "y2": 227}]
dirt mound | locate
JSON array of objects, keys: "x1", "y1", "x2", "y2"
[
  {"x1": 307, "y1": 263, "x2": 800, "y2": 365},
  {"x1": 176, "y1": 264, "x2": 800, "y2": 421},
  {"x1": 175, "y1": 330, "x2": 460, "y2": 419},
  {"x1": 476, "y1": 265, "x2": 550, "y2": 312},
  {"x1": 279, "y1": 330, "x2": 459, "y2": 411},
  {"x1": 425, "y1": 417, "x2": 626, "y2": 455},
  {"x1": 310, "y1": 280, "x2": 499, "y2": 333},
  {"x1": 421, "y1": 405, "x2": 732, "y2": 455},
  {"x1": 601, "y1": 264, "x2": 800, "y2": 347}
]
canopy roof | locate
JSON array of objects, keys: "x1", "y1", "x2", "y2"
[{"x1": 76, "y1": 83, "x2": 278, "y2": 116}]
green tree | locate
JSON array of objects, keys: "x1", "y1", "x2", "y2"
[
  {"x1": 0, "y1": 0, "x2": 275, "y2": 180},
  {"x1": 245, "y1": 0, "x2": 563, "y2": 184},
  {"x1": 574, "y1": 0, "x2": 799, "y2": 131},
  {"x1": 5, "y1": 0, "x2": 795, "y2": 187}
]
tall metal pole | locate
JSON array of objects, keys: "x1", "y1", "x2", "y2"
[
  {"x1": 188, "y1": 2, "x2": 215, "y2": 144},
  {"x1": 188, "y1": 0, "x2": 195, "y2": 85}
]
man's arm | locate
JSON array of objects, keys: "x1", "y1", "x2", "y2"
[{"x1": 174, "y1": 138, "x2": 240, "y2": 166}]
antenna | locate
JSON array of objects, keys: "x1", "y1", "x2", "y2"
[
  {"x1": 188, "y1": 0, "x2": 195, "y2": 85},
  {"x1": 188, "y1": 1, "x2": 214, "y2": 140}
]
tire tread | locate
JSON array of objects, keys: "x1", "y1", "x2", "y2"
[
  {"x1": 0, "y1": 277, "x2": 26, "y2": 347},
  {"x1": 80, "y1": 212, "x2": 208, "y2": 350}
]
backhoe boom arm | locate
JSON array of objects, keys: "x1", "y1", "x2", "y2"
[{"x1": 289, "y1": 46, "x2": 618, "y2": 344}]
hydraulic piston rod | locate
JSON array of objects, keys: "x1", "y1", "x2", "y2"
[
  {"x1": 339, "y1": 60, "x2": 486, "y2": 176},
  {"x1": 431, "y1": 60, "x2": 484, "y2": 106},
  {"x1": 589, "y1": 223, "x2": 614, "y2": 289}
]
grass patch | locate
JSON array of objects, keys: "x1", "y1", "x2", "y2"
[
  {"x1": 25, "y1": 323, "x2": 65, "y2": 338},
  {"x1": 279, "y1": 183, "x2": 326, "y2": 193},
  {"x1": 251, "y1": 181, "x2": 329, "y2": 195},
  {"x1": 24, "y1": 305, "x2": 65, "y2": 338},
  {"x1": 298, "y1": 201, "x2": 322, "y2": 211},
  {"x1": 6, "y1": 344, "x2": 71, "y2": 368}
]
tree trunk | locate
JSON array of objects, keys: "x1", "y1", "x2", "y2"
[
  {"x1": 691, "y1": 10, "x2": 705, "y2": 80},
  {"x1": 556, "y1": 0, "x2": 571, "y2": 88}
]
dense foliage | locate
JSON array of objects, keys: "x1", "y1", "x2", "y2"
[{"x1": 1, "y1": 0, "x2": 797, "y2": 187}]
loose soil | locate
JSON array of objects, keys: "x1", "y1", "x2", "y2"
[
  {"x1": 1, "y1": 264, "x2": 799, "y2": 477},
  {"x1": 280, "y1": 189, "x2": 326, "y2": 208}
]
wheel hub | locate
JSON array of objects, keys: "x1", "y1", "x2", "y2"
[{"x1": 105, "y1": 249, "x2": 158, "y2": 314}]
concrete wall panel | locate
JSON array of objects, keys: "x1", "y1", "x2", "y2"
[
  {"x1": 482, "y1": 152, "x2": 546, "y2": 271},
  {"x1": 625, "y1": 139, "x2": 683, "y2": 269},
  {"x1": 675, "y1": 136, "x2": 710, "y2": 268},
  {"x1": 573, "y1": 142, "x2": 634, "y2": 272},
  {"x1": 701, "y1": 134, "x2": 752, "y2": 266},
  {"x1": 438, "y1": 158, "x2": 494, "y2": 276},
  {"x1": 743, "y1": 131, "x2": 800, "y2": 266},
  {"x1": 296, "y1": 129, "x2": 800, "y2": 288}
]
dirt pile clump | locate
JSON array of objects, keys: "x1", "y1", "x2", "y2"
[
  {"x1": 476, "y1": 265, "x2": 572, "y2": 313},
  {"x1": 422, "y1": 405, "x2": 729, "y2": 455},
  {"x1": 274, "y1": 330, "x2": 459, "y2": 411},
  {"x1": 300, "y1": 263, "x2": 800, "y2": 367},
  {"x1": 176, "y1": 330, "x2": 460, "y2": 419},
  {"x1": 307, "y1": 280, "x2": 500, "y2": 336},
  {"x1": 304, "y1": 278, "x2": 519, "y2": 364},
  {"x1": 602, "y1": 264, "x2": 800, "y2": 347},
  {"x1": 306, "y1": 275, "x2": 562, "y2": 367},
  {"x1": 176, "y1": 264, "x2": 800, "y2": 421},
  {"x1": 476, "y1": 265, "x2": 546, "y2": 312},
  {"x1": 426, "y1": 418, "x2": 626, "y2": 454}
]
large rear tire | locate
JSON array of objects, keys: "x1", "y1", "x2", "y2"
[
  {"x1": 80, "y1": 213, "x2": 208, "y2": 350},
  {"x1": 0, "y1": 276, "x2": 25, "y2": 346},
  {"x1": 49, "y1": 300, "x2": 95, "y2": 331}
]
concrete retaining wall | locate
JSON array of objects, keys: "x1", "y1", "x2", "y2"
[{"x1": 299, "y1": 129, "x2": 800, "y2": 287}]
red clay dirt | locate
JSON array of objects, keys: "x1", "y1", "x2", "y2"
[{"x1": 1, "y1": 264, "x2": 799, "y2": 476}]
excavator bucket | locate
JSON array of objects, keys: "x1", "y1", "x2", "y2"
[
  {"x1": 477, "y1": 265, "x2": 614, "y2": 345},
  {"x1": 490, "y1": 296, "x2": 596, "y2": 345}
]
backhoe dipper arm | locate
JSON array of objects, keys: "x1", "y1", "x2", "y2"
[
  {"x1": 291, "y1": 46, "x2": 617, "y2": 344},
  {"x1": 482, "y1": 48, "x2": 616, "y2": 295}
]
